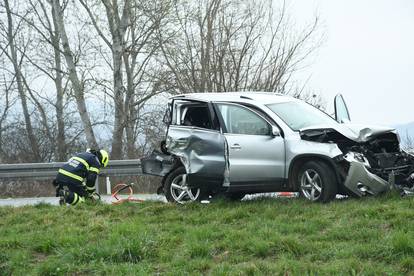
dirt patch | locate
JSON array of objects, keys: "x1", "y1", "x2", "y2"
[{"x1": 32, "y1": 252, "x2": 48, "y2": 263}]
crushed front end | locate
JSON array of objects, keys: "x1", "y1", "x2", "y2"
[
  {"x1": 301, "y1": 127, "x2": 414, "y2": 197},
  {"x1": 337, "y1": 133, "x2": 414, "y2": 196}
]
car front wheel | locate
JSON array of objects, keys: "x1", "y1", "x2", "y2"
[
  {"x1": 164, "y1": 167, "x2": 202, "y2": 204},
  {"x1": 297, "y1": 160, "x2": 337, "y2": 203}
]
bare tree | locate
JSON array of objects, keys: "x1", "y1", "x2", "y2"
[
  {"x1": 0, "y1": 0, "x2": 323, "y2": 164},
  {"x1": 0, "y1": 69, "x2": 16, "y2": 162},
  {"x1": 157, "y1": 0, "x2": 320, "y2": 95},
  {"x1": 24, "y1": 0, "x2": 68, "y2": 160},
  {"x1": 4, "y1": 0, "x2": 94, "y2": 160},
  {"x1": 0, "y1": 0, "x2": 97, "y2": 162},
  {"x1": 51, "y1": 0, "x2": 98, "y2": 149},
  {"x1": 1, "y1": 0, "x2": 42, "y2": 161},
  {"x1": 78, "y1": 0, "x2": 168, "y2": 158}
]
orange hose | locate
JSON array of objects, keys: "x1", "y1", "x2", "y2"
[{"x1": 111, "y1": 183, "x2": 144, "y2": 205}]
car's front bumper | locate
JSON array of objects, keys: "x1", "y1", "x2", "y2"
[{"x1": 343, "y1": 161, "x2": 392, "y2": 196}]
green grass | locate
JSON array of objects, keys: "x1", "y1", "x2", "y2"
[{"x1": 1, "y1": 193, "x2": 414, "y2": 275}]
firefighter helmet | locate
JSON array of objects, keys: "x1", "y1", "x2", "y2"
[{"x1": 99, "y1": 149, "x2": 109, "y2": 167}]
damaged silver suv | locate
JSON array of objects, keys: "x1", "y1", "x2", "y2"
[{"x1": 142, "y1": 92, "x2": 414, "y2": 203}]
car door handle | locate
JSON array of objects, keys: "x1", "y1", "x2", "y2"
[{"x1": 230, "y1": 143, "x2": 241, "y2": 150}]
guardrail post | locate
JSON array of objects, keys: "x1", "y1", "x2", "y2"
[
  {"x1": 106, "y1": 177, "x2": 111, "y2": 195},
  {"x1": 95, "y1": 177, "x2": 99, "y2": 194}
]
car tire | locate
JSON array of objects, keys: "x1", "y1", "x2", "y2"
[
  {"x1": 164, "y1": 167, "x2": 202, "y2": 204},
  {"x1": 297, "y1": 160, "x2": 337, "y2": 203}
]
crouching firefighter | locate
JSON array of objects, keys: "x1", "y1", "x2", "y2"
[{"x1": 53, "y1": 149, "x2": 109, "y2": 205}]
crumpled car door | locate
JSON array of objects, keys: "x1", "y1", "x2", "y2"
[{"x1": 166, "y1": 125, "x2": 227, "y2": 189}]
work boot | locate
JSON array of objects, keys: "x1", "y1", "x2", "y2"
[{"x1": 58, "y1": 188, "x2": 68, "y2": 206}]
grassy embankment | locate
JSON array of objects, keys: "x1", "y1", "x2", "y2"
[{"x1": 0, "y1": 193, "x2": 414, "y2": 275}]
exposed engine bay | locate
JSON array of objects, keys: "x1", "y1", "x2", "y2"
[{"x1": 301, "y1": 128, "x2": 414, "y2": 196}]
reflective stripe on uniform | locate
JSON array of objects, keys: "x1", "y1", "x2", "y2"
[
  {"x1": 72, "y1": 157, "x2": 89, "y2": 170},
  {"x1": 86, "y1": 186, "x2": 95, "y2": 191},
  {"x1": 58, "y1": 169, "x2": 83, "y2": 181},
  {"x1": 89, "y1": 167, "x2": 100, "y2": 174},
  {"x1": 71, "y1": 193, "x2": 79, "y2": 205},
  {"x1": 71, "y1": 194, "x2": 85, "y2": 205}
]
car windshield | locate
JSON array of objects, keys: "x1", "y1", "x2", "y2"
[{"x1": 266, "y1": 101, "x2": 337, "y2": 131}]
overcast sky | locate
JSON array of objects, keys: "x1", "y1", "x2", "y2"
[{"x1": 290, "y1": 0, "x2": 414, "y2": 126}]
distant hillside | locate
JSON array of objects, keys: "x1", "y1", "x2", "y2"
[{"x1": 394, "y1": 121, "x2": 414, "y2": 148}]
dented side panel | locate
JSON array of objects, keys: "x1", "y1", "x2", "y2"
[
  {"x1": 166, "y1": 126, "x2": 226, "y2": 188},
  {"x1": 285, "y1": 135, "x2": 343, "y2": 179}
]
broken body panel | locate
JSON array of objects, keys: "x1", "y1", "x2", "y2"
[
  {"x1": 142, "y1": 98, "x2": 229, "y2": 193},
  {"x1": 165, "y1": 126, "x2": 227, "y2": 188},
  {"x1": 141, "y1": 150, "x2": 176, "y2": 177},
  {"x1": 300, "y1": 124, "x2": 414, "y2": 196}
]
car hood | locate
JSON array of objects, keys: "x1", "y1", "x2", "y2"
[{"x1": 300, "y1": 123, "x2": 396, "y2": 143}]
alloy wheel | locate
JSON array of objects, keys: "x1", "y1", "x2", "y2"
[
  {"x1": 170, "y1": 173, "x2": 201, "y2": 203},
  {"x1": 300, "y1": 169, "x2": 322, "y2": 201}
]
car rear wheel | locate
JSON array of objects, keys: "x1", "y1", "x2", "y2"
[
  {"x1": 297, "y1": 160, "x2": 337, "y2": 203},
  {"x1": 164, "y1": 167, "x2": 202, "y2": 204}
]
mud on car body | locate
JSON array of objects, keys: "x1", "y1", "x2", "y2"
[{"x1": 141, "y1": 92, "x2": 414, "y2": 203}]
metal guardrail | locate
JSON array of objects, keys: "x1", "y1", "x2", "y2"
[{"x1": 0, "y1": 160, "x2": 142, "y2": 179}]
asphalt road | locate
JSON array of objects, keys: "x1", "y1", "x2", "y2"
[
  {"x1": 0, "y1": 194, "x2": 167, "y2": 207},
  {"x1": 0, "y1": 192, "x2": 298, "y2": 207}
]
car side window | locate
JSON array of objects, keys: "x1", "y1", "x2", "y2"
[
  {"x1": 182, "y1": 106, "x2": 212, "y2": 129},
  {"x1": 217, "y1": 104, "x2": 271, "y2": 135},
  {"x1": 173, "y1": 101, "x2": 215, "y2": 130}
]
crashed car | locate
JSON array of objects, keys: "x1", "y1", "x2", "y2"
[{"x1": 141, "y1": 92, "x2": 414, "y2": 203}]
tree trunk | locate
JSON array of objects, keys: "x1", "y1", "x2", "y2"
[
  {"x1": 124, "y1": 56, "x2": 136, "y2": 159},
  {"x1": 110, "y1": 38, "x2": 125, "y2": 159},
  {"x1": 0, "y1": 88, "x2": 11, "y2": 162},
  {"x1": 4, "y1": 0, "x2": 41, "y2": 162},
  {"x1": 125, "y1": 110, "x2": 137, "y2": 159},
  {"x1": 51, "y1": 2, "x2": 66, "y2": 161},
  {"x1": 51, "y1": 0, "x2": 98, "y2": 149},
  {"x1": 100, "y1": 0, "x2": 129, "y2": 160}
]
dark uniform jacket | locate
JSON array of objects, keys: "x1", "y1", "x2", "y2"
[{"x1": 56, "y1": 152, "x2": 101, "y2": 194}]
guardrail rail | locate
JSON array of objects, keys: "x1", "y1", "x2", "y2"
[
  {"x1": 0, "y1": 160, "x2": 142, "y2": 179},
  {"x1": 0, "y1": 160, "x2": 143, "y2": 194}
]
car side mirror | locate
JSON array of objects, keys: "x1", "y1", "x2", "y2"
[{"x1": 271, "y1": 126, "x2": 281, "y2": 137}]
